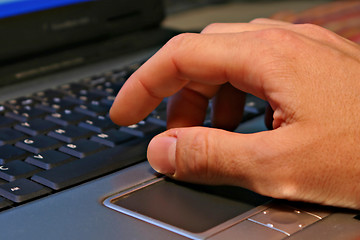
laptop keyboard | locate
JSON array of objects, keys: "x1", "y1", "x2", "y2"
[{"x1": 0, "y1": 61, "x2": 267, "y2": 211}]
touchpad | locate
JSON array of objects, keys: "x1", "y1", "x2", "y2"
[{"x1": 104, "y1": 178, "x2": 269, "y2": 238}]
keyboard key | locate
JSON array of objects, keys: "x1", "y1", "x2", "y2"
[
  {"x1": 0, "y1": 105, "x2": 9, "y2": 114},
  {"x1": 0, "y1": 160, "x2": 41, "y2": 181},
  {"x1": 78, "y1": 116, "x2": 115, "y2": 133},
  {"x1": 88, "y1": 88, "x2": 111, "y2": 97},
  {"x1": 5, "y1": 97, "x2": 39, "y2": 109},
  {"x1": 25, "y1": 150, "x2": 74, "y2": 170},
  {"x1": 75, "y1": 91, "x2": 105, "y2": 102},
  {"x1": 0, "y1": 145, "x2": 28, "y2": 164},
  {"x1": 88, "y1": 79, "x2": 123, "y2": 95},
  {"x1": 59, "y1": 83, "x2": 89, "y2": 95},
  {"x1": 0, "y1": 178, "x2": 51, "y2": 203},
  {"x1": 62, "y1": 94, "x2": 85, "y2": 105},
  {"x1": 5, "y1": 106, "x2": 46, "y2": 122},
  {"x1": 15, "y1": 135, "x2": 61, "y2": 154},
  {"x1": 59, "y1": 139, "x2": 107, "y2": 158},
  {"x1": 0, "y1": 128, "x2": 25, "y2": 146},
  {"x1": 36, "y1": 98, "x2": 77, "y2": 113},
  {"x1": 48, "y1": 125, "x2": 93, "y2": 143},
  {"x1": 111, "y1": 68, "x2": 135, "y2": 80},
  {"x1": 32, "y1": 138, "x2": 149, "y2": 190},
  {"x1": 74, "y1": 101, "x2": 109, "y2": 117},
  {"x1": 64, "y1": 91, "x2": 104, "y2": 105},
  {"x1": 146, "y1": 98, "x2": 168, "y2": 127},
  {"x1": 45, "y1": 109, "x2": 87, "y2": 126},
  {"x1": 0, "y1": 115, "x2": 15, "y2": 128},
  {"x1": 242, "y1": 94, "x2": 268, "y2": 122},
  {"x1": 82, "y1": 76, "x2": 107, "y2": 87},
  {"x1": 90, "y1": 129, "x2": 135, "y2": 147},
  {"x1": 120, "y1": 120, "x2": 165, "y2": 138},
  {"x1": 100, "y1": 95, "x2": 115, "y2": 107},
  {"x1": 34, "y1": 89, "x2": 68, "y2": 101},
  {"x1": 147, "y1": 110, "x2": 167, "y2": 127},
  {"x1": 14, "y1": 119, "x2": 58, "y2": 136},
  {"x1": 102, "y1": 81, "x2": 124, "y2": 93}
]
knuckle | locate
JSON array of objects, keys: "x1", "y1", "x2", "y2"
[
  {"x1": 257, "y1": 28, "x2": 298, "y2": 43},
  {"x1": 165, "y1": 32, "x2": 196, "y2": 50},
  {"x1": 201, "y1": 23, "x2": 223, "y2": 34},
  {"x1": 299, "y1": 23, "x2": 326, "y2": 34},
  {"x1": 300, "y1": 23, "x2": 340, "y2": 42},
  {"x1": 189, "y1": 130, "x2": 211, "y2": 175},
  {"x1": 163, "y1": 32, "x2": 199, "y2": 71},
  {"x1": 251, "y1": 28, "x2": 303, "y2": 67},
  {"x1": 249, "y1": 18, "x2": 270, "y2": 24}
]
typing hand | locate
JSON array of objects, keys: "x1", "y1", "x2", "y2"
[{"x1": 110, "y1": 19, "x2": 360, "y2": 209}]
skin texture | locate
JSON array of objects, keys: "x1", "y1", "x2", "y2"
[{"x1": 110, "y1": 18, "x2": 360, "y2": 209}]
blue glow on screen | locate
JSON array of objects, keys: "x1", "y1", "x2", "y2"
[{"x1": 0, "y1": 0, "x2": 92, "y2": 19}]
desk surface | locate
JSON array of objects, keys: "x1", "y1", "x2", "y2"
[{"x1": 163, "y1": 0, "x2": 331, "y2": 31}]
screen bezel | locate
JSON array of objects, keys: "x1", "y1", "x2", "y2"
[{"x1": 0, "y1": 0, "x2": 164, "y2": 64}]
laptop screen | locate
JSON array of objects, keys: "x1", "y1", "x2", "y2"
[
  {"x1": 0, "y1": 0, "x2": 92, "y2": 19},
  {"x1": 0, "y1": 0, "x2": 164, "y2": 86}
]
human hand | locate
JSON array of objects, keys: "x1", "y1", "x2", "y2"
[{"x1": 110, "y1": 18, "x2": 360, "y2": 209}]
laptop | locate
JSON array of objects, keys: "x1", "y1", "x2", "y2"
[{"x1": 0, "y1": 0, "x2": 359, "y2": 239}]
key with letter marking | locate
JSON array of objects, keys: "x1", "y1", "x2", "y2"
[
  {"x1": 32, "y1": 138, "x2": 149, "y2": 190},
  {"x1": 0, "y1": 178, "x2": 51, "y2": 203}
]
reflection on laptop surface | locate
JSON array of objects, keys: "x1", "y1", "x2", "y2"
[{"x1": 0, "y1": 0, "x2": 359, "y2": 239}]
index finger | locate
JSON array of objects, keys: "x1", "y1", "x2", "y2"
[{"x1": 109, "y1": 31, "x2": 283, "y2": 126}]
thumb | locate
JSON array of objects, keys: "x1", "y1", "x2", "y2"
[
  {"x1": 147, "y1": 126, "x2": 285, "y2": 193},
  {"x1": 147, "y1": 124, "x2": 360, "y2": 209}
]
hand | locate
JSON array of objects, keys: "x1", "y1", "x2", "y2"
[{"x1": 110, "y1": 18, "x2": 360, "y2": 209}]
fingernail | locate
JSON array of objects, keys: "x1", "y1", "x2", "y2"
[{"x1": 147, "y1": 136, "x2": 177, "y2": 175}]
